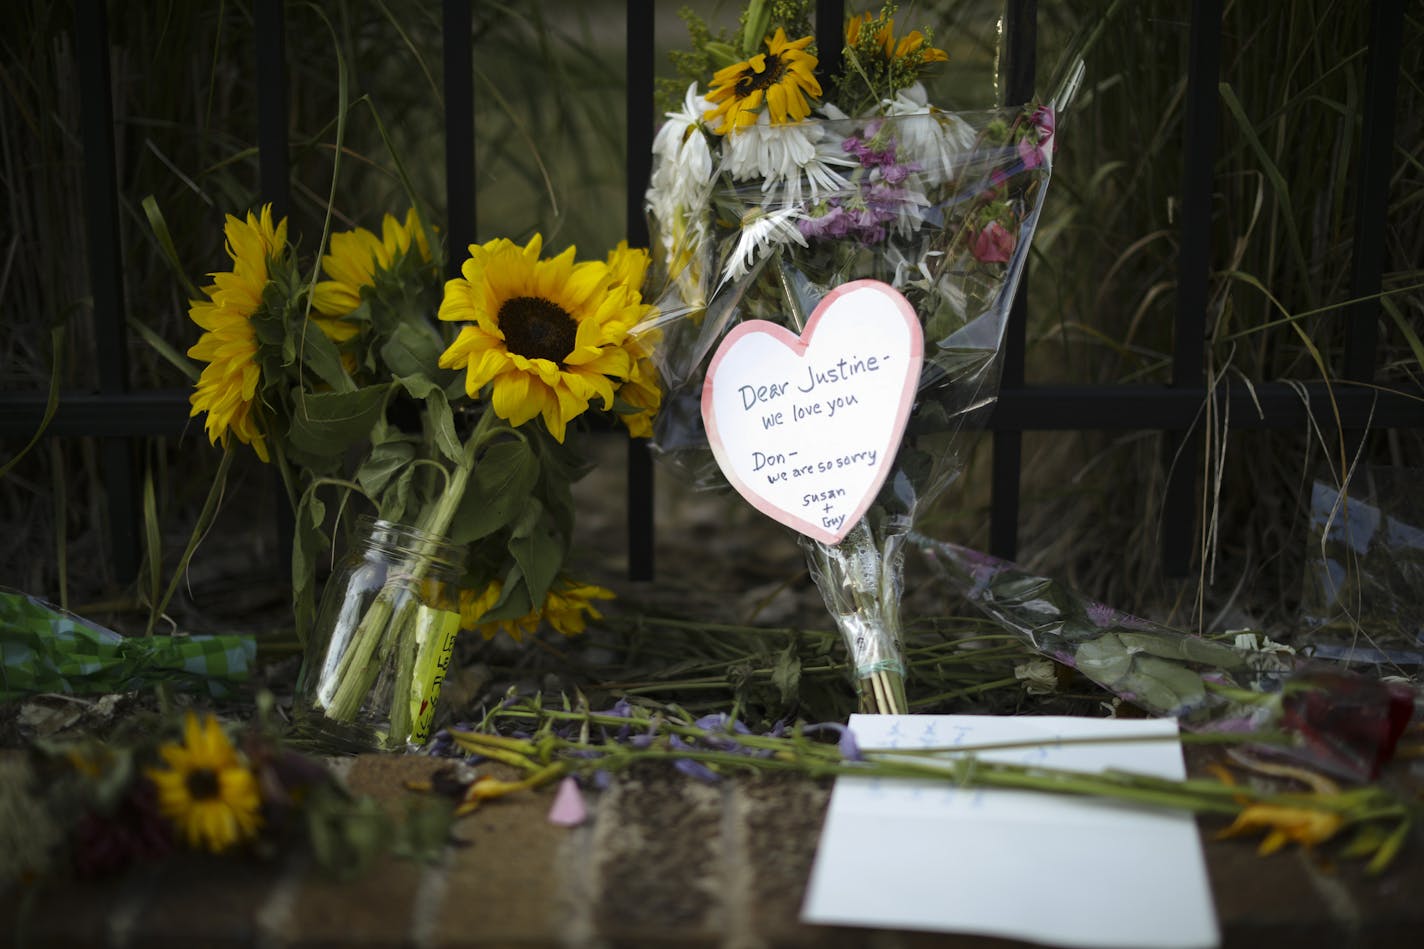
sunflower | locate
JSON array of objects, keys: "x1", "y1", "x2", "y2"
[
  {"x1": 459, "y1": 576, "x2": 615, "y2": 642},
  {"x1": 187, "y1": 205, "x2": 287, "y2": 463},
  {"x1": 704, "y1": 27, "x2": 821, "y2": 135},
  {"x1": 603, "y1": 242, "x2": 662, "y2": 437},
  {"x1": 145, "y1": 712, "x2": 263, "y2": 854},
  {"x1": 542, "y1": 578, "x2": 615, "y2": 637},
  {"x1": 459, "y1": 580, "x2": 540, "y2": 643},
  {"x1": 437, "y1": 234, "x2": 649, "y2": 442},
  {"x1": 311, "y1": 208, "x2": 432, "y2": 334}
]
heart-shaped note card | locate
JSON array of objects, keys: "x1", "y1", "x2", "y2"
[{"x1": 701, "y1": 279, "x2": 923, "y2": 544}]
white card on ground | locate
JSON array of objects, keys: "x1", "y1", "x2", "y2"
[{"x1": 801, "y1": 714, "x2": 1219, "y2": 949}]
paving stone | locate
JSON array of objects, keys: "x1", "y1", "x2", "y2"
[
  {"x1": 282, "y1": 853, "x2": 425, "y2": 948},
  {"x1": 589, "y1": 765, "x2": 727, "y2": 945},
  {"x1": 428, "y1": 769, "x2": 571, "y2": 947},
  {"x1": 1200, "y1": 817, "x2": 1352, "y2": 949},
  {"x1": 3, "y1": 746, "x2": 1422, "y2": 948},
  {"x1": 2, "y1": 871, "x2": 144, "y2": 948},
  {"x1": 119, "y1": 853, "x2": 283, "y2": 948},
  {"x1": 736, "y1": 773, "x2": 848, "y2": 948}
]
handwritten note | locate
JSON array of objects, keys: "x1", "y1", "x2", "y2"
[{"x1": 701, "y1": 280, "x2": 923, "y2": 544}]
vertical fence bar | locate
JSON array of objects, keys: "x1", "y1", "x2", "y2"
[
  {"x1": 1343, "y1": 0, "x2": 1403, "y2": 386},
  {"x1": 815, "y1": 0, "x2": 844, "y2": 87},
  {"x1": 444, "y1": 0, "x2": 475, "y2": 275},
  {"x1": 1161, "y1": 0, "x2": 1220, "y2": 578},
  {"x1": 989, "y1": 0, "x2": 1037, "y2": 561},
  {"x1": 626, "y1": 0, "x2": 656, "y2": 580},
  {"x1": 74, "y1": 0, "x2": 139, "y2": 584}
]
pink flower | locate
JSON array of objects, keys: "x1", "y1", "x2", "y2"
[
  {"x1": 970, "y1": 221, "x2": 1015, "y2": 263},
  {"x1": 1017, "y1": 135, "x2": 1043, "y2": 169},
  {"x1": 1033, "y1": 105, "x2": 1056, "y2": 146}
]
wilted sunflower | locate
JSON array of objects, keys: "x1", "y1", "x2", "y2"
[
  {"x1": 437, "y1": 234, "x2": 649, "y2": 442},
  {"x1": 459, "y1": 576, "x2": 615, "y2": 642},
  {"x1": 311, "y1": 207, "x2": 432, "y2": 332},
  {"x1": 704, "y1": 27, "x2": 821, "y2": 135},
  {"x1": 186, "y1": 205, "x2": 287, "y2": 462},
  {"x1": 145, "y1": 712, "x2": 263, "y2": 854}
]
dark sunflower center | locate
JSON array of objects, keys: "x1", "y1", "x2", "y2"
[
  {"x1": 736, "y1": 53, "x2": 786, "y2": 98},
  {"x1": 186, "y1": 767, "x2": 221, "y2": 801},
  {"x1": 498, "y1": 296, "x2": 577, "y2": 364}
]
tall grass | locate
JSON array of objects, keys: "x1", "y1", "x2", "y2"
[
  {"x1": 1, "y1": 0, "x2": 1419, "y2": 638},
  {"x1": 989, "y1": 0, "x2": 1424, "y2": 628}
]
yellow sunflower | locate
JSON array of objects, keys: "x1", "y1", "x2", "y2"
[
  {"x1": 311, "y1": 208, "x2": 432, "y2": 334},
  {"x1": 459, "y1": 580, "x2": 540, "y2": 643},
  {"x1": 845, "y1": 12, "x2": 948, "y2": 64},
  {"x1": 614, "y1": 351, "x2": 661, "y2": 438},
  {"x1": 459, "y1": 577, "x2": 615, "y2": 642},
  {"x1": 605, "y1": 240, "x2": 651, "y2": 301},
  {"x1": 705, "y1": 27, "x2": 821, "y2": 135},
  {"x1": 437, "y1": 234, "x2": 650, "y2": 442},
  {"x1": 145, "y1": 712, "x2": 263, "y2": 854},
  {"x1": 187, "y1": 205, "x2": 286, "y2": 463},
  {"x1": 542, "y1": 578, "x2": 615, "y2": 637},
  {"x1": 604, "y1": 241, "x2": 662, "y2": 438}
]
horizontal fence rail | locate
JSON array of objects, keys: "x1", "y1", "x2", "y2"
[{"x1": 1, "y1": 0, "x2": 1419, "y2": 591}]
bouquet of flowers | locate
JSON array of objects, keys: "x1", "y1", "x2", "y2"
[
  {"x1": 172, "y1": 203, "x2": 658, "y2": 749},
  {"x1": 639, "y1": 1, "x2": 1080, "y2": 712}
]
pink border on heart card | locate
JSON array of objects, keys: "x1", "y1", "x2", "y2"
[{"x1": 700, "y1": 279, "x2": 924, "y2": 544}]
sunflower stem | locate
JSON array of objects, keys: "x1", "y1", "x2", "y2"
[{"x1": 320, "y1": 419, "x2": 488, "y2": 730}]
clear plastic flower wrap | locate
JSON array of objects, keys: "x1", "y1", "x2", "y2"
[
  {"x1": 635, "y1": 54, "x2": 1083, "y2": 712},
  {"x1": 915, "y1": 536, "x2": 1417, "y2": 782}
]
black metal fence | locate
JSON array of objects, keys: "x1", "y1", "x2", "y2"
[{"x1": 2, "y1": 0, "x2": 1419, "y2": 590}]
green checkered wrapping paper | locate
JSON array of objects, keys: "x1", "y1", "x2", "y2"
[{"x1": 0, "y1": 589, "x2": 255, "y2": 701}]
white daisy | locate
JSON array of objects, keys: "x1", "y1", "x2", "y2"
[
  {"x1": 722, "y1": 112, "x2": 855, "y2": 211},
  {"x1": 721, "y1": 204, "x2": 808, "y2": 285},
  {"x1": 648, "y1": 83, "x2": 716, "y2": 226},
  {"x1": 647, "y1": 84, "x2": 718, "y2": 303},
  {"x1": 880, "y1": 82, "x2": 976, "y2": 187}
]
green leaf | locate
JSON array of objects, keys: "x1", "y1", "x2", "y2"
[
  {"x1": 383, "y1": 464, "x2": 416, "y2": 524},
  {"x1": 477, "y1": 563, "x2": 535, "y2": 624},
  {"x1": 1121, "y1": 655, "x2": 1208, "y2": 715},
  {"x1": 395, "y1": 376, "x2": 461, "y2": 463},
  {"x1": 1073, "y1": 634, "x2": 1132, "y2": 687},
  {"x1": 0, "y1": 325, "x2": 64, "y2": 480},
  {"x1": 1115, "y1": 630, "x2": 1246, "y2": 669},
  {"x1": 382, "y1": 322, "x2": 443, "y2": 379},
  {"x1": 286, "y1": 387, "x2": 389, "y2": 463},
  {"x1": 508, "y1": 499, "x2": 563, "y2": 606},
  {"x1": 356, "y1": 439, "x2": 416, "y2": 498},
  {"x1": 297, "y1": 317, "x2": 355, "y2": 393},
  {"x1": 291, "y1": 491, "x2": 330, "y2": 646},
  {"x1": 771, "y1": 639, "x2": 802, "y2": 705},
  {"x1": 141, "y1": 195, "x2": 200, "y2": 299},
  {"x1": 141, "y1": 467, "x2": 162, "y2": 635},
  {"x1": 448, "y1": 437, "x2": 540, "y2": 544},
  {"x1": 128, "y1": 316, "x2": 199, "y2": 382}
]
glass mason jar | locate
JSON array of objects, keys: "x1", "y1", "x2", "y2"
[{"x1": 294, "y1": 516, "x2": 464, "y2": 752}]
